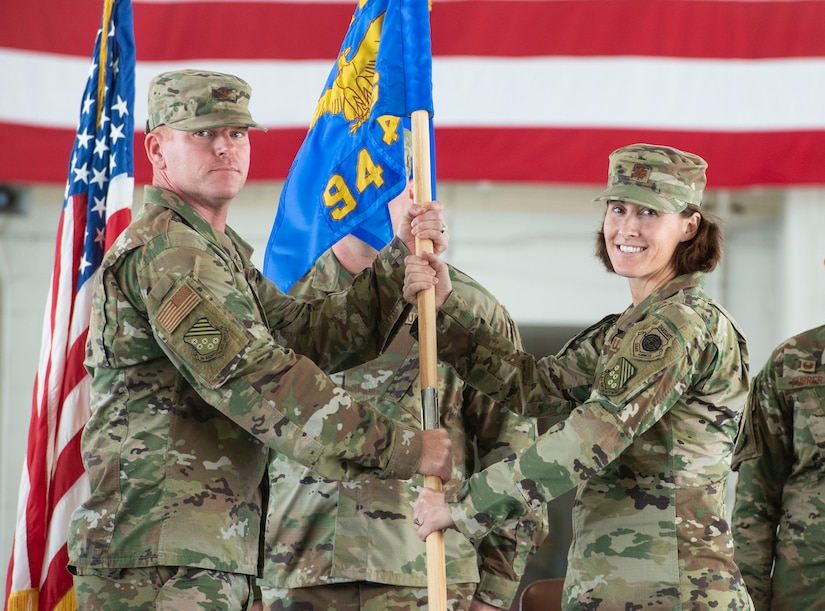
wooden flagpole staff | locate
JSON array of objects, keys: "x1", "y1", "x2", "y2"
[{"x1": 411, "y1": 108, "x2": 448, "y2": 611}]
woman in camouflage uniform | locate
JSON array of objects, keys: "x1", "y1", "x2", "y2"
[{"x1": 408, "y1": 144, "x2": 753, "y2": 610}]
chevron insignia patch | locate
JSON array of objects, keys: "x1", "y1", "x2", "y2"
[
  {"x1": 183, "y1": 317, "x2": 224, "y2": 361},
  {"x1": 600, "y1": 357, "x2": 637, "y2": 396}
]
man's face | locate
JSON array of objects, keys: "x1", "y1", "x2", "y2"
[{"x1": 150, "y1": 125, "x2": 251, "y2": 211}]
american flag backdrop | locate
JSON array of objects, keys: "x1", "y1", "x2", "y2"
[
  {"x1": 2, "y1": 0, "x2": 825, "y2": 188},
  {"x1": 3, "y1": 0, "x2": 135, "y2": 609}
]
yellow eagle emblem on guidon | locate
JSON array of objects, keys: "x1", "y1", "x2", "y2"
[{"x1": 310, "y1": 12, "x2": 385, "y2": 134}]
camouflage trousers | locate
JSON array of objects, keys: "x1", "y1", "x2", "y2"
[
  {"x1": 72, "y1": 566, "x2": 254, "y2": 610},
  {"x1": 259, "y1": 582, "x2": 477, "y2": 610}
]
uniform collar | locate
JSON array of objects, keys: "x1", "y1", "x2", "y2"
[
  {"x1": 142, "y1": 185, "x2": 254, "y2": 261},
  {"x1": 616, "y1": 272, "x2": 704, "y2": 330}
]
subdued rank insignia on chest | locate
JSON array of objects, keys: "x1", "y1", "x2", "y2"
[
  {"x1": 600, "y1": 357, "x2": 637, "y2": 396},
  {"x1": 800, "y1": 359, "x2": 817, "y2": 373},
  {"x1": 183, "y1": 317, "x2": 224, "y2": 361},
  {"x1": 631, "y1": 325, "x2": 673, "y2": 361}
]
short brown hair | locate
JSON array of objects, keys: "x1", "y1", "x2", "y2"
[{"x1": 594, "y1": 204, "x2": 722, "y2": 276}]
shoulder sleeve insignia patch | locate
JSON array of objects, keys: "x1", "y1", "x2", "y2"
[
  {"x1": 631, "y1": 325, "x2": 673, "y2": 361},
  {"x1": 183, "y1": 317, "x2": 224, "y2": 361},
  {"x1": 600, "y1": 357, "x2": 637, "y2": 396}
]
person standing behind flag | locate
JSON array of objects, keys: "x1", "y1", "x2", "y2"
[
  {"x1": 731, "y1": 265, "x2": 825, "y2": 609},
  {"x1": 258, "y1": 185, "x2": 548, "y2": 611},
  {"x1": 67, "y1": 69, "x2": 452, "y2": 610},
  {"x1": 407, "y1": 144, "x2": 754, "y2": 609}
]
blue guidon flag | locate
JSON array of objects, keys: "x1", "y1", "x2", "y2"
[{"x1": 263, "y1": 0, "x2": 434, "y2": 292}]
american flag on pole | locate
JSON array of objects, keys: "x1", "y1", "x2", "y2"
[{"x1": 4, "y1": 1, "x2": 135, "y2": 609}]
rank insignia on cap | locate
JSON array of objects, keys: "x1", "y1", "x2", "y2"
[
  {"x1": 212, "y1": 86, "x2": 243, "y2": 103},
  {"x1": 183, "y1": 317, "x2": 224, "y2": 361},
  {"x1": 631, "y1": 164, "x2": 651, "y2": 183},
  {"x1": 632, "y1": 325, "x2": 673, "y2": 361},
  {"x1": 600, "y1": 357, "x2": 637, "y2": 396}
]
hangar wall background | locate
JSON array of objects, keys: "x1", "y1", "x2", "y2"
[{"x1": 1, "y1": 180, "x2": 823, "y2": 591}]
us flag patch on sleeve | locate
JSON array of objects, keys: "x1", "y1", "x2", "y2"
[{"x1": 157, "y1": 282, "x2": 201, "y2": 332}]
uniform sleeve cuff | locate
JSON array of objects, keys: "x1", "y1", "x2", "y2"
[{"x1": 475, "y1": 572, "x2": 521, "y2": 609}]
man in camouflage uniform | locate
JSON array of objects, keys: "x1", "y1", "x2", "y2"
[
  {"x1": 67, "y1": 69, "x2": 451, "y2": 610},
  {"x1": 732, "y1": 316, "x2": 825, "y2": 610},
  {"x1": 258, "y1": 187, "x2": 548, "y2": 611},
  {"x1": 410, "y1": 144, "x2": 754, "y2": 609}
]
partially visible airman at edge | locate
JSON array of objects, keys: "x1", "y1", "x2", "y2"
[{"x1": 732, "y1": 260, "x2": 825, "y2": 609}]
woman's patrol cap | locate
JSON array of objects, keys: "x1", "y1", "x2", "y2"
[
  {"x1": 593, "y1": 143, "x2": 707, "y2": 213},
  {"x1": 145, "y1": 69, "x2": 266, "y2": 133}
]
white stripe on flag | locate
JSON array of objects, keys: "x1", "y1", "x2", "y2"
[{"x1": 4, "y1": 50, "x2": 825, "y2": 132}]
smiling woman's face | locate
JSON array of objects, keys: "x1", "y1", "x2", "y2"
[{"x1": 602, "y1": 200, "x2": 698, "y2": 303}]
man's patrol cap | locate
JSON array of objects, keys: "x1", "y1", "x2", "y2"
[
  {"x1": 145, "y1": 69, "x2": 266, "y2": 133},
  {"x1": 593, "y1": 143, "x2": 707, "y2": 213}
]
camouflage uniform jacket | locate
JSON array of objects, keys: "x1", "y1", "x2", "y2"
[
  {"x1": 68, "y1": 186, "x2": 423, "y2": 576},
  {"x1": 429, "y1": 273, "x2": 752, "y2": 610},
  {"x1": 260, "y1": 249, "x2": 548, "y2": 608},
  {"x1": 731, "y1": 324, "x2": 825, "y2": 610}
]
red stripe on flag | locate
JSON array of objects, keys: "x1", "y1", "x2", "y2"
[
  {"x1": 51, "y1": 445, "x2": 87, "y2": 520},
  {"x1": 1, "y1": 1, "x2": 352, "y2": 59},
  {"x1": 105, "y1": 208, "x2": 134, "y2": 251},
  {"x1": 0, "y1": 0, "x2": 101, "y2": 55},
  {"x1": 41, "y1": 544, "x2": 72, "y2": 610},
  {"x1": 433, "y1": 127, "x2": 825, "y2": 187},
  {"x1": 430, "y1": 0, "x2": 825, "y2": 59},
  {"x1": 2, "y1": 123, "x2": 824, "y2": 188},
  {"x1": 0, "y1": 125, "x2": 76, "y2": 183},
  {"x1": 4, "y1": 1, "x2": 825, "y2": 60},
  {"x1": 21, "y1": 380, "x2": 49, "y2": 586},
  {"x1": 58, "y1": 332, "x2": 91, "y2": 416}
]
